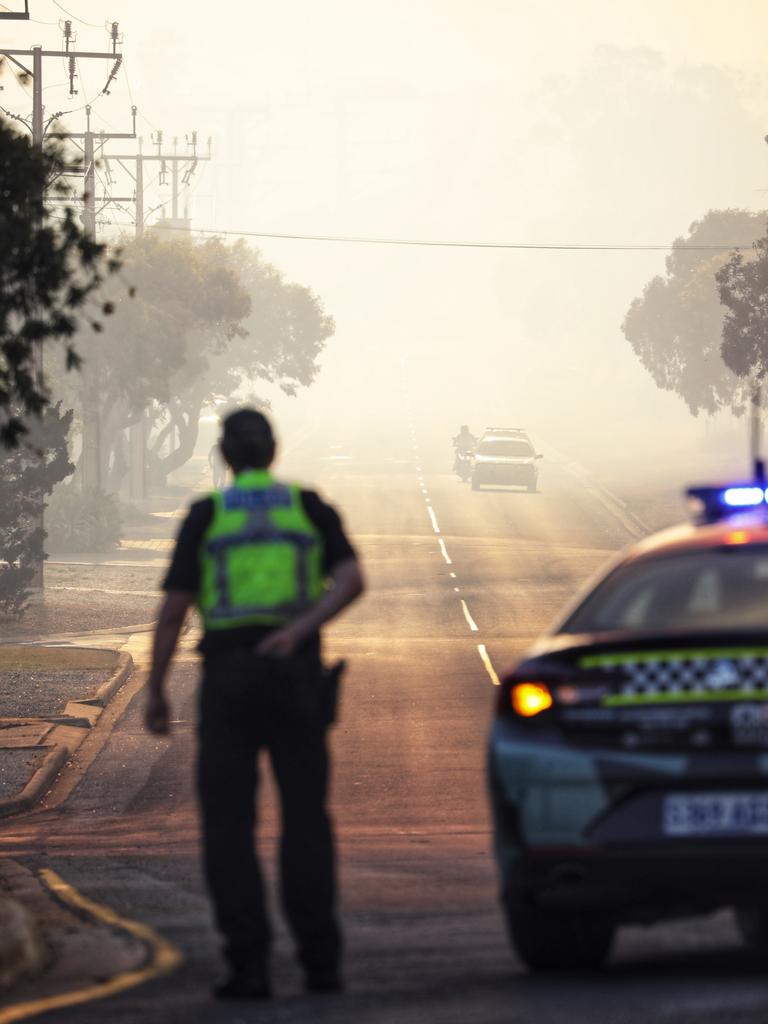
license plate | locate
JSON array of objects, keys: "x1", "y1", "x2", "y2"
[{"x1": 663, "y1": 792, "x2": 768, "y2": 837}]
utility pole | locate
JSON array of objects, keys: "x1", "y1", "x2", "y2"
[
  {"x1": 48, "y1": 104, "x2": 136, "y2": 493},
  {"x1": 106, "y1": 132, "x2": 211, "y2": 500},
  {"x1": 109, "y1": 131, "x2": 212, "y2": 237},
  {"x1": 1, "y1": 28, "x2": 126, "y2": 507},
  {"x1": 0, "y1": 32, "x2": 121, "y2": 586},
  {"x1": 751, "y1": 381, "x2": 765, "y2": 482},
  {"x1": 1, "y1": 31, "x2": 124, "y2": 485},
  {"x1": 136, "y1": 137, "x2": 144, "y2": 236}
]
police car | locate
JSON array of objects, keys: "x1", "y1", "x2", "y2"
[
  {"x1": 471, "y1": 427, "x2": 542, "y2": 492},
  {"x1": 489, "y1": 481, "x2": 768, "y2": 970}
]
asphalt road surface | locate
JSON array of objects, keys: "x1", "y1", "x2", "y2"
[{"x1": 5, "y1": 404, "x2": 768, "y2": 1023}]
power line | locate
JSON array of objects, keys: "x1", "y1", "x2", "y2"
[
  {"x1": 49, "y1": 0, "x2": 101, "y2": 29},
  {"x1": 121, "y1": 55, "x2": 158, "y2": 132},
  {"x1": 149, "y1": 224, "x2": 757, "y2": 252}
]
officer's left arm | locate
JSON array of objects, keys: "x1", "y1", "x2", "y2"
[
  {"x1": 256, "y1": 557, "x2": 365, "y2": 657},
  {"x1": 145, "y1": 590, "x2": 195, "y2": 734}
]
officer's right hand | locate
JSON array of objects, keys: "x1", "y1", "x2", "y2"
[
  {"x1": 256, "y1": 624, "x2": 302, "y2": 658},
  {"x1": 145, "y1": 692, "x2": 171, "y2": 735}
]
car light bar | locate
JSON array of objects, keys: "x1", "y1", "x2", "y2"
[
  {"x1": 723, "y1": 486, "x2": 765, "y2": 506},
  {"x1": 687, "y1": 484, "x2": 768, "y2": 524}
]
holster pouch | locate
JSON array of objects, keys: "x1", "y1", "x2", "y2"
[{"x1": 321, "y1": 659, "x2": 346, "y2": 727}]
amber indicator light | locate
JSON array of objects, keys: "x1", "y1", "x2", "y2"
[
  {"x1": 511, "y1": 682, "x2": 553, "y2": 717},
  {"x1": 725, "y1": 530, "x2": 751, "y2": 545}
]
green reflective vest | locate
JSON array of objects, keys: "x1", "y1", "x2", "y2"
[{"x1": 198, "y1": 469, "x2": 325, "y2": 630}]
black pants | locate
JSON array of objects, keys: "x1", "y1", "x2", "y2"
[{"x1": 197, "y1": 650, "x2": 341, "y2": 974}]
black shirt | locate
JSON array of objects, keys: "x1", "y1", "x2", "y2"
[{"x1": 163, "y1": 489, "x2": 357, "y2": 657}]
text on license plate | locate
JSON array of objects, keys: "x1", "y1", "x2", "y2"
[{"x1": 663, "y1": 792, "x2": 768, "y2": 837}]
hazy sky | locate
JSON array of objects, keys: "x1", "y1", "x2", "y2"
[{"x1": 3, "y1": 1, "x2": 768, "y2": 470}]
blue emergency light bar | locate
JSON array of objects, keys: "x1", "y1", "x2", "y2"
[{"x1": 687, "y1": 484, "x2": 768, "y2": 523}]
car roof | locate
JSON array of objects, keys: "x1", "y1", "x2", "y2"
[
  {"x1": 479, "y1": 434, "x2": 532, "y2": 442},
  {"x1": 622, "y1": 515, "x2": 768, "y2": 566}
]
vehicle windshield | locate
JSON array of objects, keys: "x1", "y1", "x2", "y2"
[
  {"x1": 561, "y1": 547, "x2": 768, "y2": 634},
  {"x1": 477, "y1": 439, "x2": 533, "y2": 457}
]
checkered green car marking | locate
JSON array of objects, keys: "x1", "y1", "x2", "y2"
[
  {"x1": 580, "y1": 649, "x2": 768, "y2": 707},
  {"x1": 492, "y1": 649, "x2": 768, "y2": 853}
]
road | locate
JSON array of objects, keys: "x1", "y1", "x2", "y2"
[{"x1": 4, "y1": 403, "x2": 768, "y2": 1023}]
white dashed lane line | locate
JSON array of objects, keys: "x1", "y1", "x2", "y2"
[
  {"x1": 460, "y1": 599, "x2": 479, "y2": 632},
  {"x1": 400, "y1": 386, "x2": 501, "y2": 687},
  {"x1": 478, "y1": 644, "x2": 501, "y2": 686}
]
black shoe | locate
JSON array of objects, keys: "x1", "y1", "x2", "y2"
[
  {"x1": 305, "y1": 969, "x2": 343, "y2": 993},
  {"x1": 214, "y1": 966, "x2": 272, "y2": 1000}
]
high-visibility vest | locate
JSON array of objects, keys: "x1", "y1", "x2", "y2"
[{"x1": 198, "y1": 469, "x2": 324, "y2": 630}]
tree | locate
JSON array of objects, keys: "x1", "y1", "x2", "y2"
[
  {"x1": 151, "y1": 243, "x2": 334, "y2": 486},
  {"x1": 0, "y1": 404, "x2": 73, "y2": 616},
  {"x1": 0, "y1": 115, "x2": 117, "y2": 447},
  {"x1": 53, "y1": 236, "x2": 335, "y2": 493},
  {"x1": 717, "y1": 231, "x2": 768, "y2": 383},
  {"x1": 0, "y1": 113, "x2": 118, "y2": 613},
  {"x1": 61, "y1": 234, "x2": 252, "y2": 491},
  {"x1": 622, "y1": 210, "x2": 766, "y2": 416}
]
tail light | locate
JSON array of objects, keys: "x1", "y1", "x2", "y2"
[{"x1": 509, "y1": 681, "x2": 553, "y2": 718}]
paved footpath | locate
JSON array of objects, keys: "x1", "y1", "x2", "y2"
[{"x1": 0, "y1": 457, "x2": 211, "y2": 995}]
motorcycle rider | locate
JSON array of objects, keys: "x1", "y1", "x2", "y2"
[{"x1": 452, "y1": 425, "x2": 477, "y2": 453}]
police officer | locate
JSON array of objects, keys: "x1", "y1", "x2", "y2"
[{"x1": 144, "y1": 408, "x2": 365, "y2": 1000}]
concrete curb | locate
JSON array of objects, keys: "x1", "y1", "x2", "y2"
[
  {"x1": 0, "y1": 896, "x2": 46, "y2": 991},
  {"x1": 95, "y1": 651, "x2": 134, "y2": 707},
  {"x1": 0, "y1": 651, "x2": 134, "y2": 819},
  {"x1": 0, "y1": 745, "x2": 68, "y2": 819},
  {"x1": 0, "y1": 622, "x2": 157, "y2": 646}
]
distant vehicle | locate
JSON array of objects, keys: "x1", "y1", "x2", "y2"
[
  {"x1": 489, "y1": 480, "x2": 768, "y2": 970},
  {"x1": 471, "y1": 432, "x2": 542, "y2": 492}
]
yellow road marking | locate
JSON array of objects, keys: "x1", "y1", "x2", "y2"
[{"x1": 0, "y1": 869, "x2": 182, "y2": 1023}]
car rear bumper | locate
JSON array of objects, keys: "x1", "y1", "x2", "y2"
[
  {"x1": 490, "y1": 719, "x2": 768, "y2": 917},
  {"x1": 501, "y1": 840, "x2": 768, "y2": 917},
  {"x1": 491, "y1": 719, "x2": 768, "y2": 835},
  {"x1": 474, "y1": 462, "x2": 535, "y2": 484}
]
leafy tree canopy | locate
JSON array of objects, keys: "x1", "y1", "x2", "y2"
[
  {"x1": 717, "y1": 231, "x2": 768, "y2": 385},
  {"x1": 622, "y1": 210, "x2": 766, "y2": 416},
  {"x1": 0, "y1": 115, "x2": 117, "y2": 446},
  {"x1": 52, "y1": 234, "x2": 335, "y2": 491}
]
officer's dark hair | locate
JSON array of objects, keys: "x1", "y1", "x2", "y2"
[{"x1": 220, "y1": 408, "x2": 275, "y2": 471}]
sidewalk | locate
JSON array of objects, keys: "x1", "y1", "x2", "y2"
[
  {"x1": 0, "y1": 458, "x2": 209, "y2": 992},
  {"x1": 0, "y1": 644, "x2": 134, "y2": 817}
]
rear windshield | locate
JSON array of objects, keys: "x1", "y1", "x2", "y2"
[
  {"x1": 561, "y1": 547, "x2": 768, "y2": 634},
  {"x1": 477, "y1": 439, "x2": 533, "y2": 457}
]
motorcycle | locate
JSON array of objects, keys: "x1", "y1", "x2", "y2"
[{"x1": 454, "y1": 448, "x2": 473, "y2": 482}]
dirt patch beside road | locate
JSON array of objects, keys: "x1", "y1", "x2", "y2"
[{"x1": 0, "y1": 647, "x2": 119, "y2": 719}]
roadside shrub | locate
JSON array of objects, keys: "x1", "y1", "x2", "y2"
[
  {"x1": 45, "y1": 486, "x2": 122, "y2": 553},
  {"x1": 0, "y1": 405, "x2": 74, "y2": 617}
]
